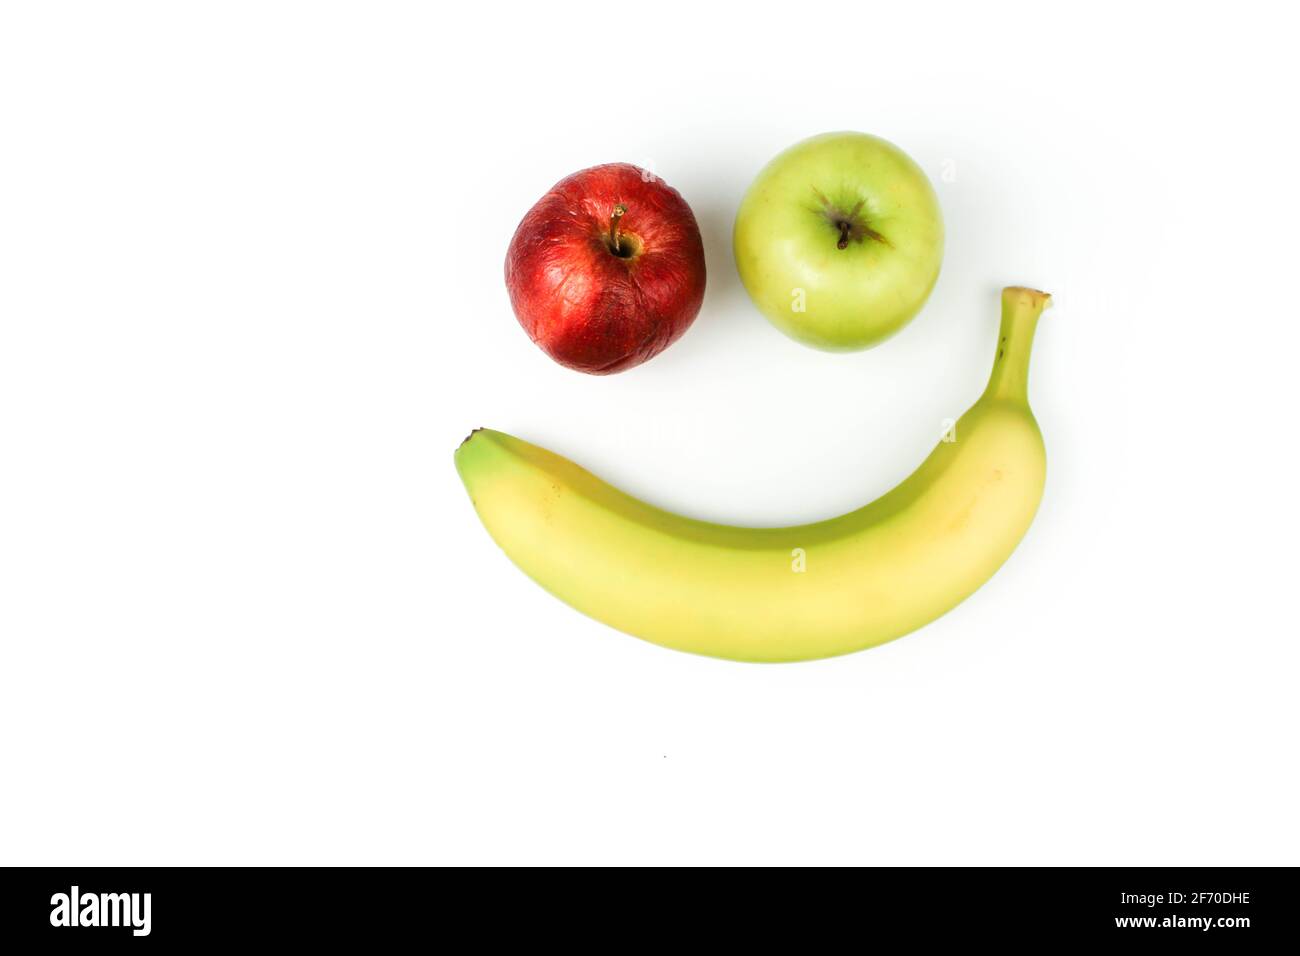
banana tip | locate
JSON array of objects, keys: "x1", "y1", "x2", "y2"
[{"x1": 1003, "y1": 286, "x2": 1053, "y2": 312}]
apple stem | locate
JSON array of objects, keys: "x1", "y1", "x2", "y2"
[
  {"x1": 609, "y1": 204, "x2": 628, "y2": 255},
  {"x1": 836, "y1": 221, "x2": 851, "y2": 250}
]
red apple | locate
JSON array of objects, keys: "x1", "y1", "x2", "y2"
[{"x1": 504, "y1": 163, "x2": 707, "y2": 374}]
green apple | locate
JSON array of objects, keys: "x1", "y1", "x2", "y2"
[{"x1": 733, "y1": 132, "x2": 944, "y2": 351}]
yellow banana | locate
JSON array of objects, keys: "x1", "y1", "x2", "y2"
[{"x1": 456, "y1": 286, "x2": 1051, "y2": 662}]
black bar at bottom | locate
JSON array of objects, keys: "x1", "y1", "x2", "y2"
[{"x1": 0, "y1": 866, "x2": 1292, "y2": 945}]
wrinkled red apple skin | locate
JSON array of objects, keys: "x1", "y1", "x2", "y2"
[{"x1": 505, "y1": 164, "x2": 707, "y2": 374}]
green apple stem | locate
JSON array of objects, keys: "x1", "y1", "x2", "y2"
[
  {"x1": 983, "y1": 287, "x2": 1052, "y2": 404},
  {"x1": 609, "y1": 203, "x2": 628, "y2": 255},
  {"x1": 836, "y1": 221, "x2": 852, "y2": 249}
]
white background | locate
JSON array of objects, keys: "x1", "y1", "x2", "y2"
[{"x1": 2, "y1": 2, "x2": 1297, "y2": 865}]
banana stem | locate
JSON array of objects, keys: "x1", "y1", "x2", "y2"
[{"x1": 983, "y1": 286, "x2": 1052, "y2": 404}]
